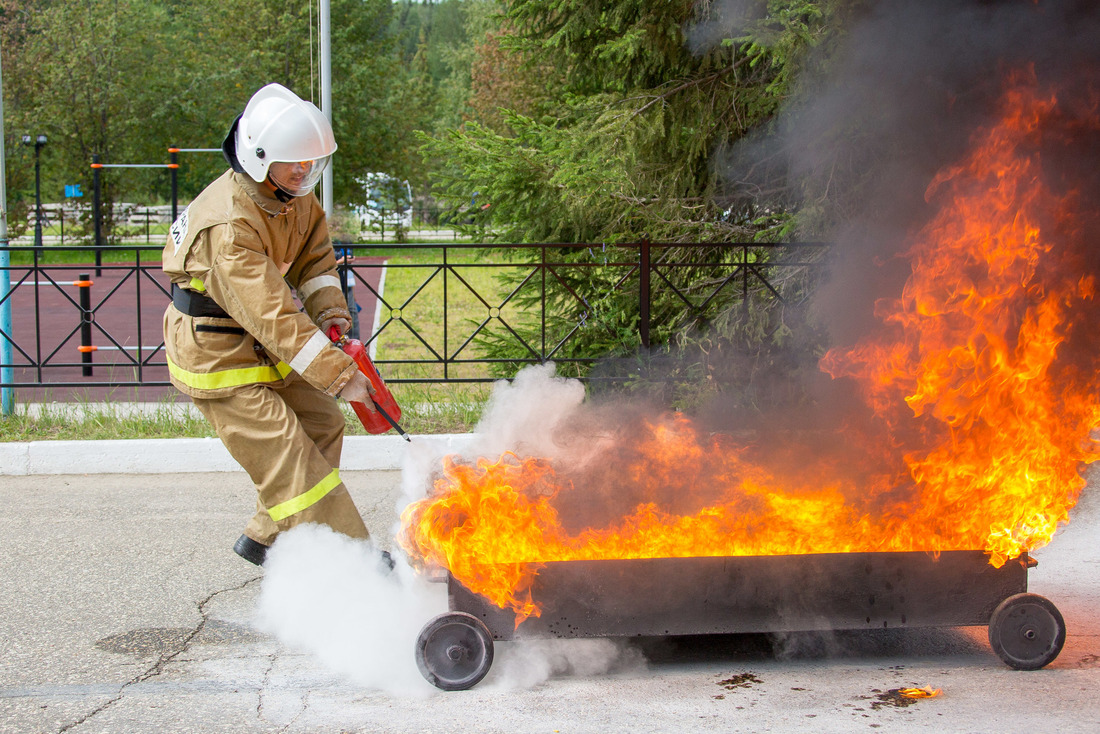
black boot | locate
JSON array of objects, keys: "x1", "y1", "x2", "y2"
[{"x1": 233, "y1": 534, "x2": 269, "y2": 566}]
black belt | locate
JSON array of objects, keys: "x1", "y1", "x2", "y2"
[{"x1": 172, "y1": 283, "x2": 231, "y2": 319}]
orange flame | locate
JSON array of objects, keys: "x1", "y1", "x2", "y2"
[
  {"x1": 899, "y1": 686, "x2": 942, "y2": 699},
  {"x1": 400, "y1": 71, "x2": 1100, "y2": 623}
]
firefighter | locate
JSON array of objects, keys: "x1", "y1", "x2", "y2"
[{"x1": 162, "y1": 83, "x2": 379, "y2": 566}]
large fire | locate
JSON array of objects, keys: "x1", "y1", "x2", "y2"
[{"x1": 400, "y1": 72, "x2": 1100, "y2": 623}]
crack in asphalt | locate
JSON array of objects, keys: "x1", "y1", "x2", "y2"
[
  {"x1": 280, "y1": 690, "x2": 311, "y2": 733},
  {"x1": 55, "y1": 575, "x2": 261, "y2": 734},
  {"x1": 257, "y1": 651, "x2": 311, "y2": 733},
  {"x1": 257, "y1": 651, "x2": 278, "y2": 722}
]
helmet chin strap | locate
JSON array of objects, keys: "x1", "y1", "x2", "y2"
[
  {"x1": 271, "y1": 184, "x2": 295, "y2": 203},
  {"x1": 261, "y1": 173, "x2": 296, "y2": 202}
]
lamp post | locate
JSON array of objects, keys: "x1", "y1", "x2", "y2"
[{"x1": 22, "y1": 134, "x2": 47, "y2": 247}]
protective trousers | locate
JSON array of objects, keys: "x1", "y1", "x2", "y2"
[{"x1": 192, "y1": 373, "x2": 369, "y2": 546}]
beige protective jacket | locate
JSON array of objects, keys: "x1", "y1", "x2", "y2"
[{"x1": 162, "y1": 170, "x2": 357, "y2": 399}]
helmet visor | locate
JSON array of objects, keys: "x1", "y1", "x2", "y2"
[{"x1": 267, "y1": 156, "x2": 331, "y2": 197}]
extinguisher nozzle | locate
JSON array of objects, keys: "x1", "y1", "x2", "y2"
[{"x1": 375, "y1": 403, "x2": 412, "y2": 442}]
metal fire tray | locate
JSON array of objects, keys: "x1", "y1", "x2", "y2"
[{"x1": 414, "y1": 551, "x2": 1065, "y2": 690}]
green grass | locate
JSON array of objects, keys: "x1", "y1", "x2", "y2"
[
  {"x1": 0, "y1": 386, "x2": 492, "y2": 441},
  {"x1": 340, "y1": 245, "x2": 507, "y2": 435},
  {"x1": 0, "y1": 399, "x2": 217, "y2": 441},
  {"x1": 35, "y1": 221, "x2": 171, "y2": 238},
  {"x1": 371, "y1": 246, "x2": 503, "y2": 382},
  {"x1": 2, "y1": 245, "x2": 161, "y2": 265},
  {"x1": 346, "y1": 381, "x2": 492, "y2": 436}
]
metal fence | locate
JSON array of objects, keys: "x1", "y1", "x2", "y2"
[{"x1": 0, "y1": 242, "x2": 826, "y2": 404}]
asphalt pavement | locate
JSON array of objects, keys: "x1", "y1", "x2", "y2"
[{"x1": 2, "y1": 445, "x2": 1099, "y2": 733}]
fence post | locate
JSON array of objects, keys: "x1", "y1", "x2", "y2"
[
  {"x1": 77, "y1": 273, "x2": 93, "y2": 376},
  {"x1": 0, "y1": 49, "x2": 12, "y2": 414},
  {"x1": 443, "y1": 245, "x2": 449, "y2": 380},
  {"x1": 541, "y1": 244, "x2": 547, "y2": 359},
  {"x1": 639, "y1": 239, "x2": 651, "y2": 349},
  {"x1": 170, "y1": 146, "x2": 179, "y2": 222},
  {"x1": 0, "y1": 247, "x2": 9, "y2": 415},
  {"x1": 742, "y1": 244, "x2": 750, "y2": 322}
]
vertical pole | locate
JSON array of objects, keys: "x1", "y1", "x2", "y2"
[
  {"x1": 134, "y1": 250, "x2": 143, "y2": 382},
  {"x1": 541, "y1": 245, "x2": 547, "y2": 360},
  {"x1": 78, "y1": 272, "x2": 93, "y2": 377},
  {"x1": 170, "y1": 147, "x2": 179, "y2": 221},
  {"x1": 639, "y1": 239, "x2": 651, "y2": 349},
  {"x1": 0, "y1": 51, "x2": 13, "y2": 415},
  {"x1": 319, "y1": 0, "x2": 334, "y2": 220},
  {"x1": 742, "y1": 244, "x2": 749, "y2": 322},
  {"x1": 33, "y1": 144, "x2": 42, "y2": 248},
  {"x1": 92, "y1": 155, "x2": 103, "y2": 277},
  {"x1": 32, "y1": 247, "x2": 41, "y2": 383},
  {"x1": 443, "y1": 245, "x2": 448, "y2": 380}
]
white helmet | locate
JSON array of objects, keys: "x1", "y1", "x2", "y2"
[{"x1": 221, "y1": 83, "x2": 336, "y2": 197}]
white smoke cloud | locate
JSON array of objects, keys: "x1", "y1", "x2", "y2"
[
  {"x1": 256, "y1": 366, "x2": 645, "y2": 694},
  {"x1": 465, "y1": 362, "x2": 588, "y2": 461},
  {"x1": 255, "y1": 523, "x2": 647, "y2": 694},
  {"x1": 255, "y1": 524, "x2": 445, "y2": 696},
  {"x1": 486, "y1": 638, "x2": 647, "y2": 691},
  {"x1": 397, "y1": 362, "x2": 615, "y2": 514}
]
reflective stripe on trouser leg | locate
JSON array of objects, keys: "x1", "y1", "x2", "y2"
[
  {"x1": 243, "y1": 374, "x2": 349, "y2": 543},
  {"x1": 191, "y1": 375, "x2": 368, "y2": 546},
  {"x1": 267, "y1": 467, "x2": 342, "y2": 521}
]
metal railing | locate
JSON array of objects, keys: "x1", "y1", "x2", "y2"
[{"x1": 0, "y1": 242, "x2": 827, "y2": 402}]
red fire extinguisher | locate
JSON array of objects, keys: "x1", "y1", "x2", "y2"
[{"x1": 328, "y1": 326, "x2": 410, "y2": 442}]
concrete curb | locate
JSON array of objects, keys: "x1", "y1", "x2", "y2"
[{"x1": 0, "y1": 434, "x2": 477, "y2": 476}]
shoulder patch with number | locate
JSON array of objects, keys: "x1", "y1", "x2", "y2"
[{"x1": 170, "y1": 207, "x2": 190, "y2": 254}]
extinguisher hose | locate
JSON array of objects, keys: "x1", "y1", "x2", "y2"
[{"x1": 374, "y1": 402, "x2": 411, "y2": 442}]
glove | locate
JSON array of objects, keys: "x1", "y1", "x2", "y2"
[
  {"x1": 339, "y1": 370, "x2": 377, "y2": 409},
  {"x1": 321, "y1": 316, "x2": 351, "y2": 338}
]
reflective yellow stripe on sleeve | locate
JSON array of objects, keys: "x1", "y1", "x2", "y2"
[
  {"x1": 268, "y1": 468, "x2": 342, "y2": 522},
  {"x1": 166, "y1": 355, "x2": 293, "y2": 390}
]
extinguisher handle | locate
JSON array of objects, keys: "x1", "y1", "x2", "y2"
[{"x1": 326, "y1": 324, "x2": 411, "y2": 442}]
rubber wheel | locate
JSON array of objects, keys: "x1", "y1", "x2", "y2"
[
  {"x1": 415, "y1": 612, "x2": 495, "y2": 691},
  {"x1": 988, "y1": 592, "x2": 1066, "y2": 670}
]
